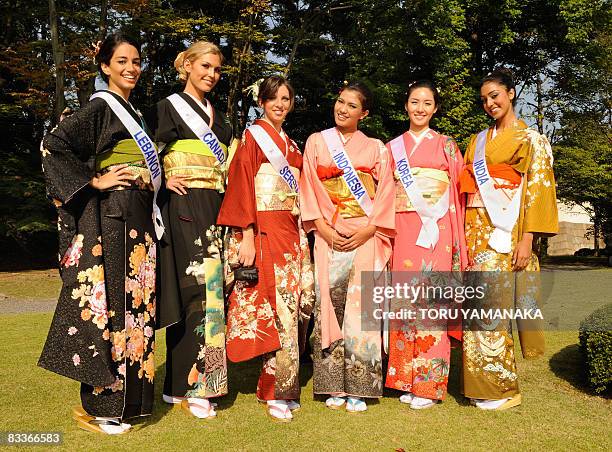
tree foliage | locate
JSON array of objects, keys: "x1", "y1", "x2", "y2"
[{"x1": 0, "y1": 0, "x2": 609, "y2": 262}]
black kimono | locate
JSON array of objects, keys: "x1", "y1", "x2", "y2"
[
  {"x1": 39, "y1": 90, "x2": 157, "y2": 419},
  {"x1": 150, "y1": 92, "x2": 232, "y2": 399}
]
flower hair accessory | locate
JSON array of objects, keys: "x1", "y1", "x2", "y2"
[
  {"x1": 91, "y1": 40, "x2": 102, "y2": 62},
  {"x1": 244, "y1": 78, "x2": 264, "y2": 102}
]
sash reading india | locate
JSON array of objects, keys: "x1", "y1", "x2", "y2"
[
  {"x1": 389, "y1": 133, "x2": 449, "y2": 249},
  {"x1": 248, "y1": 124, "x2": 298, "y2": 192},
  {"x1": 166, "y1": 93, "x2": 227, "y2": 166},
  {"x1": 321, "y1": 128, "x2": 373, "y2": 216},
  {"x1": 473, "y1": 129, "x2": 523, "y2": 253},
  {"x1": 90, "y1": 91, "x2": 165, "y2": 240}
]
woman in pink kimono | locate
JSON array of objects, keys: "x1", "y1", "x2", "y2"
[
  {"x1": 384, "y1": 80, "x2": 467, "y2": 409},
  {"x1": 300, "y1": 82, "x2": 395, "y2": 413}
]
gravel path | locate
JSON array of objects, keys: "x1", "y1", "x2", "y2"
[{"x1": 0, "y1": 294, "x2": 57, "y2": 314}]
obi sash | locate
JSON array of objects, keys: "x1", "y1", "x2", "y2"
[
  {"x1": 473, "y1": 129, "x2": 524, "y2": 253},
  {"x1": 389, "y1": 134, "x2": 450, "y2": 249},
  {"x1": 394, "y1": 167, "x2": 449, "y2": 212},
  {"x1": 163, "y1": 139, "x2": 226, "y2": 192},
  {"x1": 319, "y1": 169, "x2": 376, "y2": 221},
  {"x1": 96, "y1": 140, "x2": 155, "y2": 192},
  {"x1": 90, "y1": 91, "x2": 164, "y2": 239},
  {"x1": 166, "y1": 93, "x2": 227, "y2": 167},
  {"x1": 254, "y1": 163, "x2": 300, "y2": 213},
  {"x1": 321, "y1": 128, "x2": 374, "y2": 216}
]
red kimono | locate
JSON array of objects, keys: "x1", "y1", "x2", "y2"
[{"x1": 217, "y1": 119, "x2": 314, "y2": 401}]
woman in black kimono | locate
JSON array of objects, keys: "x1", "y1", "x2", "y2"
[
  {"x1": 39, "y1": 33, "x2": 158, "y2": 434},
  {"x1": 151, "y1": 41, "x2": 233, "y2": 419}
]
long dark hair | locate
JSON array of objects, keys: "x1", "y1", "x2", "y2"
[{"x1": 96, "y1": 32, "x2": 141, "y2": 83}]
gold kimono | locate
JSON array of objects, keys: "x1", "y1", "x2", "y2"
[{"x1": 461, "y1": 120, "x2": 558, "y2": 400}]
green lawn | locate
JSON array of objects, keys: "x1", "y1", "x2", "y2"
[{"x1": 0, "y1": 269, "x2": 610, "y2": 451}]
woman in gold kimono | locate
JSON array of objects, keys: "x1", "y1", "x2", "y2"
[{"x1": 459, "y1": 68, "x2": 558, "y2": 410}]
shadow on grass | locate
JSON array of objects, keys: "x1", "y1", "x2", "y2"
[
  {"x1": 548, "y1": 343, "x2": 609, "y2": 398},
  {"x1": 132, "y1": 362, "x2": 173, "y2": 429}
]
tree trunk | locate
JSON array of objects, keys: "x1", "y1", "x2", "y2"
[
  {"x1": 77, "y1": 0, "x2": 108, "y2": 107},
  {"x1": 48, "y1": 0, "x2": 65, "y2": 125},
  {"x1": 535, "y1": 73, "x2": 544, "y2": 135},
  {"x1": 593, "y1": 210, "x2": 601, "y2": 256}
]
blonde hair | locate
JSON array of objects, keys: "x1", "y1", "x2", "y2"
[{"x1": 174, "y1": 41, "x2": 224, "y2": 82}]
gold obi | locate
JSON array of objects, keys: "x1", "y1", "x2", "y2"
[
  {"x1": 394, "y1": 167, "x2": 449, "y2": 212},
  {"x1": 97, "y1": 139, "x2": 157, "y2": 192},
  {"x1": 254, "y1": 163, "x2": 299, "y2": 213},
  {"x1": 466, "y1": 176, "x2": 521, "y2": 208},
  {"x1": 163, "y1": 139, "x2": 226, "y2": 192},
  {"x1": 103, "y1": 162, "x2": 154, "y2": 192},
  {"x1": 322, "y1": 171, "x2": 376, "y2": 219}
]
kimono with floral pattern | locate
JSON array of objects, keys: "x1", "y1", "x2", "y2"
[
  {"x1": 385, "y1": 130, "x2": 468, "y2": 400},
  {"x1": 300, "y1": 129, "x2": 395, "y2": 398},
  {"x1": 459, "y1": 120, "x2": 558, "y2": 400},
  {"x1": 151, "y1": 93, "x2": 232, "y2": 400},
  {"x1": 38, "y1": 90, "x2": 157, "y2": 419},
  {"x1": 217, "y1": 119, "x2": 314, "y2": 401}
]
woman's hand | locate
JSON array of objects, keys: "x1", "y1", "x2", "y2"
[
  {"x1": 90, "y1": 164, "x2": 132, "y2": 190},
  {"x1": 512, "y1": 232, "x2": 533, "y2": 271},
  {"x1": 314, "y1": 219, "x2": 350, "y2": 252},
  {"x1": 340, "y1": 224, "x2": 377, "y2": 251},
  {"x1": 238, "y1": 226, "x2": 256, "y2": 267},
  {"x1": 166, "y1": 175, "x2": 188, "y2": 195}
]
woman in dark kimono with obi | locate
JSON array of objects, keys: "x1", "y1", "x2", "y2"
[
  {"x1": 39, "y1": 33, "x2": 157, "y2": 434},
  {"x1": 217, "y1": 75, "x2": 314, "y2": 422},
  {"x1": 150, "y1": 41, "x2": 232, "y2": 419}
]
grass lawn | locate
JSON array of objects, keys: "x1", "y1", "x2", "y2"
[{"x1": 0, "y1": 270, "x2": 610, "y2": 451}]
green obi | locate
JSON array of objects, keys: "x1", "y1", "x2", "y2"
[
  {"x1": 96, "y1": 139, "x2": 158, "y2": 171},
  {"x1": 164, "y1": 139, "x2": 228, "y2": 159}
]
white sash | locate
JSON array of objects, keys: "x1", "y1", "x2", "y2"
[
  {"x1": 90, "y1": 91, "x2": 165, "y2": 239},
  {"x1": 389, "y1": 133, "x2": 449, "y2": 249},
  {"x1": 473, "y1": 129, "x2": 523, "y2": 253},
  {"x1": 321, "y1": 128, "x2": 373, "y2": 216},
  {"x1": 248, "y1": 125, "x2": 298, "y2": 192},
  {"x1": 166, "y1": 93, "x2": 227, "y2": 166}
]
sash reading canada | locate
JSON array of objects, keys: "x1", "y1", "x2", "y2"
[
  {"x1": 321, "y1": 128, "x2": 373, "y2": 216},
  {"x1": 166, "y1": 93, "x2": 227, "y2": 166},
  {"x1": 90, "y1": 91, "x2": 165, "y2": 240}
]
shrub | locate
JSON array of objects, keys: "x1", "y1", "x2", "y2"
[{"x1": 578, "y1": 304, "x2": 612, "y2": 394}]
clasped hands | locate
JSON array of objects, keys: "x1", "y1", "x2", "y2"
[{"x1": 316, "y1": 219, "x2": 376, "y2": 252}]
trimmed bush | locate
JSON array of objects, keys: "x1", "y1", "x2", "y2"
[{"x1": 578, "y1": 304, "x2": 612, "y2": 394}]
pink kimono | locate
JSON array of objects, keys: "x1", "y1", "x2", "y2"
[
  {"x1": 299, "y1": 129, "x2": 395, "y2": 397},
  {"x1": 384, "y1": 129, "x2": 467, "y2": 400}
]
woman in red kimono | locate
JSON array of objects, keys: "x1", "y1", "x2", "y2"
[
  {"x1": 384, "y1": 80, "x2": 467, "y2": 409},
  {"x1": 300, "y1": 82, "x2": 395, "y2": 413},
  {"x1": 217, "y1": 75, "x2": 314, "y2": 422}
]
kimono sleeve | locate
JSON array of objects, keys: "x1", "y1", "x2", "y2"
[
  {"x1": 369, "y1": 139, "x2": 395, "y2": 235},
  {"x1": 217, "y1": 131, "x2": 259, "y2": 229},
  {"x1": 41, "y1": 100, "x2": 104, "y2": 205},
  {"x1": 523, "y1": 132, "x2": 559, "y2": 236},
  {"x1": 298, "y1": 133, "x2": 324, "y2": 227}
]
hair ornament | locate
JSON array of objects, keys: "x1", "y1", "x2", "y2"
[{"x1": 244, "y1": 78, "x2": 265, "y2": 102}]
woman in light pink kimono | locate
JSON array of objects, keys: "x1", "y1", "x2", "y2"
[
  {"x1": 299, "y1": 82, "x2": 395, "y2": 413},
  {"x1": 384, "y1": 80, "x2": 468, "y2": 410}
]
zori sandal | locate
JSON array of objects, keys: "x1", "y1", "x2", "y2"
[
  {"x1": 72, "y1": 406, "x2": 131, "y2": 432},
  {"x1": 346, "y1": 397, "x2": 367, "y2": 413},
  {"x1": 180, "y1": 399, "x2": 217, "y2": 419},
  {"x1": 265, "y1": 400, "x2": 292, "y2": 423},
  {"x1": 75, "y1": 416, "x2": 129, "y2": 435}
]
